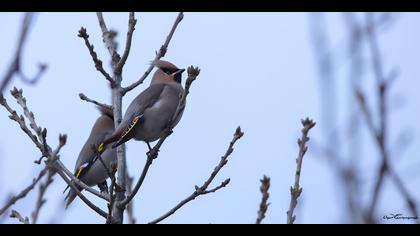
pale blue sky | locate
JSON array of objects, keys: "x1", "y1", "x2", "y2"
[{"x1": 0, "y1": 12, "x2": 419, "y2": 224}]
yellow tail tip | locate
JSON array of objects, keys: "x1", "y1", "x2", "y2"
[{"x1": 76, "y1": 168, "x2": 83, "y2": 178}]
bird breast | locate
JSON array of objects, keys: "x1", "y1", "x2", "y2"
[{"x1": 134, "y1": 86, "x2": 183, "y2": 142}]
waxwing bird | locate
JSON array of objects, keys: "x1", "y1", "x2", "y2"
[
  {"x1": 64, "y1": 107, "x2": 117, "y2": 208},
  {"x1": 97, "y1": 60, "x2": 185, "y2": 152}
]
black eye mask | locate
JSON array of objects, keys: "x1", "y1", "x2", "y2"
[{"x1": 173, "y1": 72, "x2": 182, "y2": 83}]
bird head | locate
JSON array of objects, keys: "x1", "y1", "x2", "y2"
[{"x1": 151, "y1": 60, "x2": 185, "y2": 84}]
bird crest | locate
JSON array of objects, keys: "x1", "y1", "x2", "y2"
[{"x1": 151, "y1": 59, "x2": 180, "y2": 73}]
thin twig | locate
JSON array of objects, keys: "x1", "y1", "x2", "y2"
[
  {"x1": 122, "y1": 12, "x2": 184, "y2": 95},
  {"x1": 31, "y1": 169, "x2": 55, "y2": 224},
  {"x1": 115, "y1": 12, "x2": 136, "y2": 74},
  {"x1": 11, "y1": 87, "x2": 43, "y2": 140},
  {"x1": 18, "y1": 63, "x2": 47, "y2": 85},
  {"x1": 1, "y1": 13, "x2": 47, "y2": 93},
  {"x1": 10, "y1": 210, "x2": 29, "y2": 224},
  {"x1": 118, "y1": 155, "x2": 152, "y2": 208},
  {"x1": 79, "y1": 93, "x2": 112, "y2": 110},
  {"x1": 202, "y1": 178, "x2": 230, "y2": 195},
  {"x1": 106, "y1": 163, "x2": 118, "y2": 224},
  {"x1": 119, "y1": 66, "x2": 200, "y2": 208},
  {"x1": 78, "y1": 27, "x2": 115, "y2": 87},
  {"x1": 287, "y1": 118, "x2": 316, "y2": 224},
  {"x1": 96, "y1": 12, "x2": 120, "y2": 66},
  {"x1": 362, "y1": 13, "x2": 419, "y2": 224},
  {"x1": 363, "y1": 14, "x2": 389, "y2": 223},
  {"x1": 0, "y1": 91, "x2": 44, "y2": 155},
  {"x1": 55, "y1": 160, "x2": 109, "y2": 201},
  {"x1": 0, "y1": 85, "x2": 115, "y2": 224},
  {"x1": 31, "y1": 134, "x2": 65, "y2": 224},
  {"x1": 2, "y1": 89, "x2": 109, "y2": 200},
  {"x1": 148, "y1": 126, "x2": 244, "y2": 224},
  {"x1": 0, "y1": 167, "x2": 48, "y2": 216},
  {"x1": 256, "y1": 175, "x2": 270, "y2": 224},
  {"x1": 125, "y1": 172, "x2": 136, "y2": 224},
  {"x1": 55, "y1": 168, "x2": 109, "y2": 219},
  {"x1": 1, "y1": 133, "x2": 63, "y2": 223}
]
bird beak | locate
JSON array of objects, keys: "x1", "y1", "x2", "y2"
[{"x1": 171, "y1": 68, "x2": 185, "y2": 76}]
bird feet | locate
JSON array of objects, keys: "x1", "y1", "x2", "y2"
[
  {"x1": 97, "y1": 181, "x2": 109, "y2": 194},
  {"x1": 147, "y1": 149, "x2": 159, "y2": 159}
]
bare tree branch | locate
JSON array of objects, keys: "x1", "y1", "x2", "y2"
[
  {"x1": 2, "y1": 88, "x2": 107, "y2": 199},
  {"x1": 361, "y1": 13, "x2": 419, "y2": 224},
  {"x1": 78, "y1": 93, "x2": 112, "y2": 112},
  {"x1": 119, "y1": 66, "x2": 200, "y2": 208},
  {"x1": 106, "y1": 163, "x2": 118, "y2": 224},
  {"x1": 55, "y1": 168, "x2": 109, "y2": 219},
  {"x1": 0, "y1": 167, "x2": 48, "y2": 216},
  {"x1": 125, "y1": 172, "x2": 136, "y2": 224},
  {"x1": 118, "y1": 154, "x2": 152, "y2": 210},
  {"x1": 115, "y1": 12, "x2": 136, "y2": 75},
  {"x1": 18, "y1": 63, "x2": 47, "y2": 86},
  {"x1": 96, "y1": 13, "x2": 120, "y2": 66},
  {"x1": 1, "y1": 13, "x2": 47, "y2": 93},
  {"x1": 11, "y1": 87, "x2": 43, "y2": 141},
  {"x1": 256, "y1": 175, "x2": 270, "y2": 224},
  {"x1": 202, "y1": 178, "x2": 230, "y2": 195},
  {"x1": 0, "y1": 88, "x2": 111, "y2": 220},
  {"x1": 78, "y1": 27, "x2": 115, "y2": 87},
  {"x1": 310, "y1": 13, "x2": 366, "y2": 223},
  {"x1": 95, "y1": 12, "x2": 128, "y2": 224},
  {"x1": 122, "y1": 12, "x2": 184, "y2": 95},
  {"x1": 0, "y1": 89, "x2": 45, "y2": 154},
  {"x1": 148, "y1": 126, "x2": 244, "y2": 224},
  {"x1": 287, "y1": 118, "x2": 316, "y2": 224},
  {"x1": 31, "y1": 169, "x2": 54, "y2": 224}
]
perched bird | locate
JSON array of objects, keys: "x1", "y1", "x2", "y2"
[
  {"x1": 97, "y1": 60, "x2": 185, "y2": 152},
  {"x1": 64, "y1": 107, "x2": 117, "y2": 208}
]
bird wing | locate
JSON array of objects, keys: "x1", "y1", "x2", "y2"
[
  {"x1": 111, "y1": 114, "x2": 144, "y2": 148},
  {"x1": 100, "y1": 84, "x2": 167, "y2": 149},
  {"x1": 63, "y1": 115, "x2": 114, "y2": 194},
  {"x1": 62, "y1": 158, "x2": 95, "y2": 194},
  {"x1": 124, "y1": 83, "x2": 167, "y2": 120},
  {"x1": 62, "y1": 133, "x2": 109, "y2": 194}
]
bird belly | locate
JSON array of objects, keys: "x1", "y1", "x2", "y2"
[
  {"x1": 133, "y1": 108, "x2": 172, "y2": 142},
  {"x1": 132, "y1": 86, "x2": 183, "y2": 143},
  {"x1": 133, "y1": 117, "x2": 165, "y2": 142},
  {"x1": 79, "y1": 149, "x2": 117, "y2": 186}
]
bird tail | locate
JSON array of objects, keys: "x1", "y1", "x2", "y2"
[
  {"x1": 111, "y1": 138, "x2": 126, "y2": 149},
  {"x1": 64, "y1": 185, "x2": 83, "y2": 209}
]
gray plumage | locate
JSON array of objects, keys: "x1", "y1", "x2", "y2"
[
  {"x1": 102, "y1": 60, "x2": 185, "y2": 149},
  {"x1": 64, "y1": 107, "x2": 117, "y2": 208}
]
